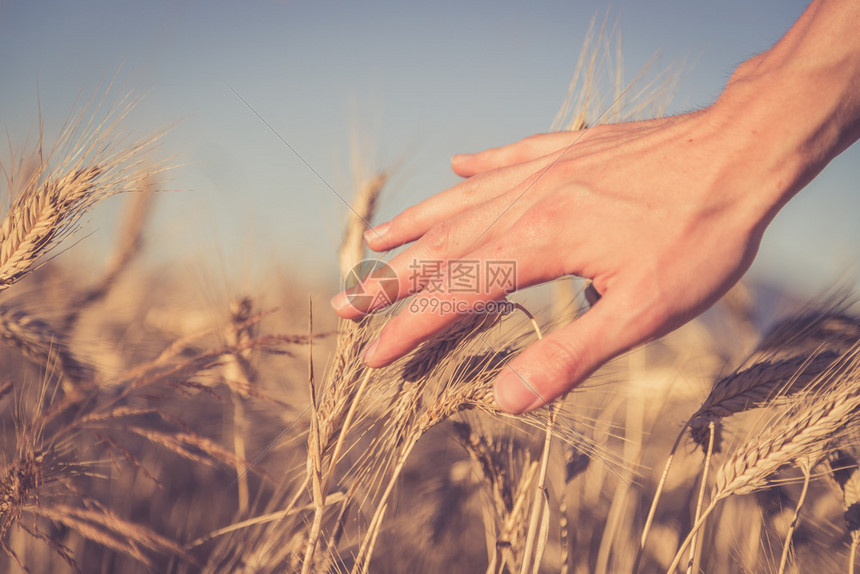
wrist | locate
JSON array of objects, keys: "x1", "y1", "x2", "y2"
[
  {"x1": 707, "y1": 47, "x2": 857, "y2": 228},
  {"x1": 712, "y1": 0, "x2": 860, "y2": 223}
]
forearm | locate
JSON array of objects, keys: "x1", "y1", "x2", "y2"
[{"x1": 711, "y1": 0, "x2": 860, "y2": 222}]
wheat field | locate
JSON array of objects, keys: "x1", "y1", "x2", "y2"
[{"x1": 2, "y1": 27, "x2": 860, "y2": 574}]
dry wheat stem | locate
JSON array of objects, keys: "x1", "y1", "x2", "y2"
[
  {"x1": 225, "y1": 297, "x2": 256, "y2": 514},
  {"x1": 688, "y1": 421, "x2": 715, "y2": 574},
  {"x1": 185, "y1": 492, "x2": 347, "y2": 549},
  {"x1": 322, "y1": 368, "x2": 373, "y2": 500},
  {"x1": 485, "y1": 302, "x2": 564, "y2": 574},
  {"x1": 490, "y1": 460, "x2": 540, "y2": 574},
  {"x1": 302, "y1": 297, "x2": 325, "y2": 574},
  {"x1": 532, "y1": 482, "x2": 552, "y2": 574},
  {"x1": 351, "y1": 431, "x2": 421, "y2": 574},
  {"x1": 851, "y1": 535, "x2": 859, "y2": 574},
  {"x1": 317, "y1": 482, "x2": 358, "y2": 573},
  {"x1": 521, "y1": 399, "x2": 561, "y2": 574},
  {"x1": 361, "y1": 502, "x2": 387, "y2": 574},
  {"x1": 348, "y1": 373, "x2": 425, "y2": 503},
  {"x1": 666, "y1": 499, "x2": 719, "y2": 574},
  {"x1": 634, "y1": 420, "x2": 689, "y2": 573},
  {"x1": 778, "y1": 469, "x2": 811, "y2": 574}
]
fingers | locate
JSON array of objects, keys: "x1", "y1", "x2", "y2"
[
  {"x1": 335, "y1": 182, "x2": 580, "y2": 323},
  {"x1": 359, "y1": 235, "x2": 555, "y2": 368},
  {"x1": 364, "y1": 157, "x2": 551, "y2": 253},
  {"x1": 492, "y1": 293, "x2": 646, "y2": 414},
  {"x1": 365, "y1": 131, "x2": 598, "y2": 253},
  {"x1": 361, "y1": 287, "x2": 507, "y2": 368},
  {"x1": 333, "y1": 192, "x2": 527, "y2": 320},
  {"x1": 452, "y1": 132, "x2": 583, "y2": 177}
]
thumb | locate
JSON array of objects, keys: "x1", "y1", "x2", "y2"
[{"x1": 493, "y1": 295, "x2": 643, "y2": 414}]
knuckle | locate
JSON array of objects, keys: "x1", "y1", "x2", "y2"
[
  {"x1": 517, "y1": 134, "x2": 544, "y2": 159},
  {"x1": 514, "y1": 205, "x2": 554, "y2": 244},
  {"x1": 396, "y1": 205, "x2": 418, "y2": 228},
  {"x1": 422, "y1": 220, "x2": 457, "y2": 256},
  {"x1": 540, "y1": 335, "x2": 590, "y2": 383},
  {"x1": 458, "y1": 177, "x2": 482, "y2": 199}
]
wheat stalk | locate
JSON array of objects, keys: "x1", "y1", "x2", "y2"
[
  {"x1": 350, "y1": 344, "x2": 514, "y2": 573},
  {"x1": 0, "y1": 95, "x2": 163, "y2": 292},
  {"x1": 689, "y1": 352, "x2": 840, "y2": 451},
  {"x1": 687, "y1": 420, "x2": 715, "y2": 573},
  {"x1": 350, "y1": 307, "x2": 553, "y2": 572},
  {"x1": 713, "y1": 364, "x2": 860, "y2": 499},
  {"x1": 402, "y1": 312, "x2": 499, "y2": 382},
  {"x1": 639, "y1": 309, "x2": 860, "y2": 571},
  {"x1": 451, "y1": 420, "x2": 532, "y2": 571},
  {"x1": 224, "y1": 296, "x2": 257, "y2": 514},
  {"x1": 688, "y1": 306, "x2": 860, "y2": 452},
  {"x1": 667, "y1": 345, "x2": 860, "y2": 573}
]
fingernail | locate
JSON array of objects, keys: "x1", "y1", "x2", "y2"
[
  {"x1": 362, "y1": 337, "x2": 381, "y2": 364},
  {"x1": 330, "y1": 291, "x2": 349, "y2": 312},
  {"x1": 451, "y1": 153, "x2": 471, "y2": 163},
  {"x1": 493, "y1": 369, "x2": 544, "y2": 414},
  {"x1": 363, "y1": 221, "x2": 390, "y2": 243}
]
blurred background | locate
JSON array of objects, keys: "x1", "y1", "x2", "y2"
[{"x1": 1, "y1": 0, "x2": 856, "y2": 303}]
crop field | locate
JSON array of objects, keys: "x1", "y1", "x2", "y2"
[{"x1": 2, "y1": 25, "x2": 860, "y2": 574}]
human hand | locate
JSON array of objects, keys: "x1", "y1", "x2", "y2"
[
  {"x1": 330, "y1": 103, "x2": 800, "y2": 414},
  {"x1": 329, "y1": 0, "x2": 860, "y2": 415}
]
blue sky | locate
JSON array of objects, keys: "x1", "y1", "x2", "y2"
[{"x1": 1, "y1": 0, "x2": 857, "y2": 299}]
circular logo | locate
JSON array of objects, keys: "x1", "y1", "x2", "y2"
[{"x1": 342, "y1": 259, "x2": 400, "y2": 314}]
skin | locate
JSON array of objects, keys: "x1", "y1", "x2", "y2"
[{"x1": 331, "y1": 0, "x2": 860, "y2": 414}]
